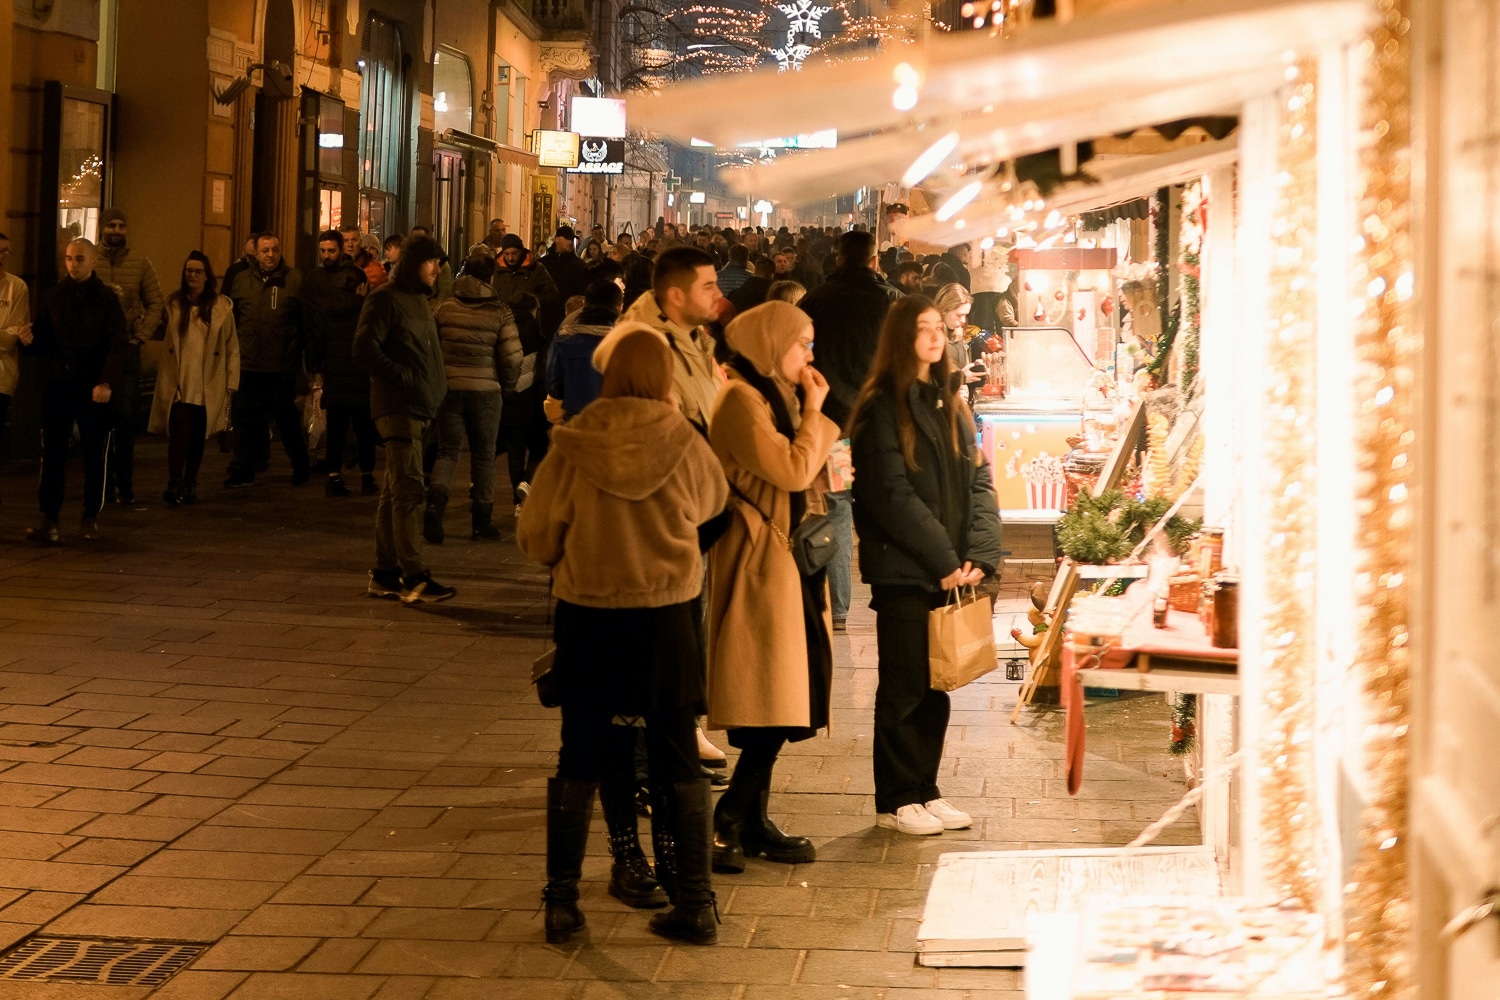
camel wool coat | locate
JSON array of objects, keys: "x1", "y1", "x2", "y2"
[
  {"x1": 149, "y1": 295, "x2": 240, "y2": 435},
  {"x1": 705, "y1": 374, "x2": 841, "y2": 731}
]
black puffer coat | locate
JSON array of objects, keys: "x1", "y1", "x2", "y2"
[
  {"x1": 302, "y1": 255, "x2": 370, "y2": 407},
  {"x1": 850, "y1": 380, "x2": 1003, "y2": 590}
]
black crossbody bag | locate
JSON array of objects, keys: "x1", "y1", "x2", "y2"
[{"x1": 729, "y1": 481, "x2": 838, "y2": 577}]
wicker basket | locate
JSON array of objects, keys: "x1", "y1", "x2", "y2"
[{"x1": 1168, "y1": 575, "x2": 1202, "y2": 613}]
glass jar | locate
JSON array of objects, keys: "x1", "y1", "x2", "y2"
[{"x1": 1210, "y1": 574, "x2": 1239, "y2": 648}]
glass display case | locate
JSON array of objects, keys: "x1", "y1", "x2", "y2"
[{"x1": 975, "y1": 325, "x2": 1097, "y2": 513}]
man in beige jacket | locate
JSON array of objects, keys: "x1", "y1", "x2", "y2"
[
  {"x1": 0, "y1": 232, "x2": 32, "y2": 449},
  {"x1": 598, "y1": 246, "x2": 725, "y2": 436}
]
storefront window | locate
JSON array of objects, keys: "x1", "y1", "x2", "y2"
[
  {"x1": 433, "y1": 49, "x2": 473, "y2": 135},
  {"x1": 359, "y1": 15, "x2": 409, "y2": 235},
  {"x1": 58, "y1": 98, "x2": 107, "y2": 244}
]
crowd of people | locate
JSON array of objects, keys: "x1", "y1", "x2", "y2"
[{"x1": 0, "y1": 212, "x2": 1007, "y2": 948}]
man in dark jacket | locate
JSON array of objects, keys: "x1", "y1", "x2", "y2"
[
  {"x1": 22, "y1": 238, "x2": 129, "y2": 543},
  {"x1": 716, "y1": 243, "x2": 752, "y2": 298},
  {"x1": 539, "y1": 226, "x2": 592, "y2": 306},
  {"x1": 726, "y1": 256, "x2": 774, "y2": 315},
  {"x1": 354, "y1": 234, "x2": 453, "y2": 604},
  {"x1": 95, "y1": 207, "x2": 164, "y2": 505},
  {"x1": 224, "y1": 234, "x2": 308, "y2": 488},
  {"x1": 303, "y1": 229, "x2": 376, "y2": 498},
  {"x1": 493, "y1": 234, "x2": 560, "y2": 333},
  {"x1": 798, "y1": 229, "x2": 904, "y2": 630}
]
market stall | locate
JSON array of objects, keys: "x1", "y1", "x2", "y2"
[{"x1": 627, "y1": 0, "x2": 1417, "y2": 993}]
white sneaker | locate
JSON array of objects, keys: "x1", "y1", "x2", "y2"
[
  {"x1": 923, "y1": 798, "x2": 973, "y2": 830},
  {"x1": 876, "y1": 803, "x2": 944, "y2": 836}
]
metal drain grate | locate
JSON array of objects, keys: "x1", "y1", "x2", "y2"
[{"x1": 0, "y1": 937, "x2": 207, "y2": 987}]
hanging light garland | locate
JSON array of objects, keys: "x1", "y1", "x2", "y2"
[
  {"x1": 1258, "y1": 57, "x2": 1322, "y2": 910},
  {"x1": 1343, "y1": 0, "x2": 1415, "y2": 994}
]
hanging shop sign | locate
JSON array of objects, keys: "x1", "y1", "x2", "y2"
[
  {"x1": 567, "y1": 137, "x2": 625, "y2": 175},
  {"x1": 570, "y1": 97, "x2": 626, "y2": 138},
  {"x1": 535, "y1": 130, "x2": 580, "y2": 169},
  {"x1": 530, "y1": 175, "x2": 557, "y2": 253}
]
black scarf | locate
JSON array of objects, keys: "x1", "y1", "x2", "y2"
[{"x1": 727, "y1": 354, "x2": 806, "y2": 529}]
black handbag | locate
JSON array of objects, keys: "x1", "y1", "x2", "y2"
[{"x1": 730, "y1": 482, "x2": 838, "y2": 577}]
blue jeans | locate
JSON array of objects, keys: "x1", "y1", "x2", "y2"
[{"x1": 825, "y1": 490, "x2": 853, "y2": 620}]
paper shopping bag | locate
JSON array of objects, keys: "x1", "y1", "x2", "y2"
[{"x1": 928, "y1": 588, "x2": 998, "y2": 692}]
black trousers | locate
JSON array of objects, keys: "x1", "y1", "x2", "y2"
[
  {"x1": 39, "y1": 381, "x2": 112, "y2": 522},
  {"x1": 231, "y1": 370, "x2": 308, "y2": 477},
  {"x1": 871, "y1": 585, "x2": 950, "y2": 814},
  {"x1": 0, "y1": 392, "x2": 11, "y2": 449},
  {"x1": 166, "y1": 402, "x2": 207, "y2": 487},
  {"x1": 325, "y1": 402, "x2": 378, "y2": 475},
  {"x1": 556, "y1": 701, "x2": 699, "y2": 794}
]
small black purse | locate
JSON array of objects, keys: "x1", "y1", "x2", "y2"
[{"x1": 730, "y1": 482, "x2": 838, "y2": 577}]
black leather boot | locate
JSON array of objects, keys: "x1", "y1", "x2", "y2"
[
  {"x1": 423, "y1": 490, "x2": 448, "y2": 545},
  {"x1": 740, "y1": 768, "x2": 816, "y2": 864},
  {"x1": 471, "y1": 502, "x2": 501, "y2": 541},
  {"x1": 600, "y1": 765, "x2": 667, "y2": 908},
  {"x1": 711, "y1": 767, "x2": 758, "y2": 874},
  {"x1": 542, "y1": 777, "x2": 596, "y2": 944},
  {"x1": 648, "y1": 783, "x2": 677, "y2": 905},
  {"x1": 649, "y1": 778, "x2": 719, "y2": 946}
]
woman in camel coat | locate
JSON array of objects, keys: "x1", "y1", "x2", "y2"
[{"x1": 705, "y1": 300, "x2": 841, "y2": 874}]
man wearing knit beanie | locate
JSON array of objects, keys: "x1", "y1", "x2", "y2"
[
  {"x1": 95, "y1": 207, "x2": 163, "y2": 505},
  {"x1": 354, "y1": 234, "x2": 455, "y2": 604}
]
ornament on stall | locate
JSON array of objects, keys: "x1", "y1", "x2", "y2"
[
  {"x1": 1033, "y1": 301, "x2": 1046, "y2": 322},
  {"x1": 1169, "y1": 694, "x2": 1197, "y2": 755},
  {"x1": 1100, "y1": 296, "x2": 1115, "y2": 317},
  {"x1": 1023, "y1": 279, "x2": 1034, "y2": 292},
  {"x1": 1077, "y1": 307, "x2": 1088, "y2": 321},
  {"x1": 1054, "y1": 289, "x2": 1066, "y2": 301}
]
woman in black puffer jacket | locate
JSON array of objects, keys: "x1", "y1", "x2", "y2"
[{"x1": 849, "y1": 294, "x2": 1003, "y2": 839}]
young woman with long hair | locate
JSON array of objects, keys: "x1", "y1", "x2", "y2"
[
  {"x1": 847, "y1": 295, "x2": 1003, "y2": 836},
  {"x1": 148, "y1": 251, "x2": 239, "y2": 506}
]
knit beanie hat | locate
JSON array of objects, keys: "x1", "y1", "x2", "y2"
[
  {"x1": 100, "y1": 207, "x2": 127, "y2": 227},
  {"x1": 500, "y1": 234, "x2": 526, "y2": 252}
]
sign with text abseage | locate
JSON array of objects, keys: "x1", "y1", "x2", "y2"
[{"x1": 567, "y1": 137, "x2": 624, "y2": 175}]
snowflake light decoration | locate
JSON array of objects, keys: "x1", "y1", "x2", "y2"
[
  {"x1": 778, "y1": 0, "x2": 832, "y2": 40},
  {"x1": 773, "y1": 42, "x2": 814, "y2": 71}
]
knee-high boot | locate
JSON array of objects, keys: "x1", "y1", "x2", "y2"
[
  {"x1": 542, "y1": 777, "x2": 596, "y2": 944},
  {"x1": 649, "y1": 778, "x2": 719, "y2": 946},
  {"x1": 600, "y1": 749, "x2": 667, "y2": 908},
  {"x1": 711, "y1": 762, "x2": 760, "y2": 875}
]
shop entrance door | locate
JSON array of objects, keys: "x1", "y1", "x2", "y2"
[
  {"x1": 1414, "y1": 1, "x2": 1500, "y2": 995},
  {"x1": 433, "y1": 148, "x2": 466, "y2": 259}
]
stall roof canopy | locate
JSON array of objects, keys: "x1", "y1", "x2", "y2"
[
  {"x1": 626, "y1": 0, "x2": 1371, "y2": 203},
  {"x1": 899, "y1": 138, "x2": 1239, "y2": 247}
]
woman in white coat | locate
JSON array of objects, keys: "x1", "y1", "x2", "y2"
[{"x1": 149, "y1": 251, "x2": 239, "y2": 505}]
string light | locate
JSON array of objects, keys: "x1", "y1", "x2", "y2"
[
  {"x1": 1343, "y1": 0, "x2": 1415, "y2": 993},
  {"x1": 1259, "y1": 57, "x2": 1322, "y2": 910}
]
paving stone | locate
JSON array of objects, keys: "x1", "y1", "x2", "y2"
[
  {"x1": 269, "y1": 875, "x2": 377, "y2": 905},
  {"x1": 196, "y1": 936, "x2": 321, "y2": 972},
  {"x1": 795, "y1": 949, "x2": 938, "y2": 988},
  {"x1": 0, "y1": 890, "x2": 86, "y2": 924},
  {"x1": 143, "y1": 970, "x2": 249, "y2": 1000},
  {"x1": 356, "y1": 877, "x2": 477, "y2": 907},
  {"x1": 226, "y1": 972, "x2": 385, "y2": 1000},
  {"x1": 3, "y1": 761, "x2": 157, "y2": 791},
  {"x1": 75, "y1": 813, "x2": 200, "y2": 841},
  {"x1": 52, "y1": 837, "x2": 163, "y2": 866},
  {"x1": 44, "y1": 789, "x2": 156, "y2": 814},
  {"x1": 354, "y1": 939, "x2": 514, "y2": 977},
  {"x1": 234, "y1": 903, "x2": 381, "y2": 937},
  {"x1": 90, "y1": 874, "x2": 280, "y2": 910},
  {"x1": 296, "y1": 937, "x2": 378, "y2": 973},
  {"x1": 45, "y1": 903, "x2": 247, "y2": 941},
  {"x1": 133, "y1": 850, "x2": 314, "y2": 882},
  {"x1": 0, "y1": 858, "x2": 125, "y2": 893}
]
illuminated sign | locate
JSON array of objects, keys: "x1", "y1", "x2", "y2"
[
  {"x1": 570, "y1": 97, "x2": 626, "y2": 138},
  {"x1": 688, "y1": 191, "x2": 707, "y2": 204},
  {"x1": 566, "y1": 137, "x2": 625, "y2": 175},
  {"x1": 535, "y1": 130, "x2": 579, "y2": 168}
]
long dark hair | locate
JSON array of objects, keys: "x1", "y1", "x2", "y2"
[
  {"x1": 176, "y1": 250, "x2": 217, "y2": 334},
  {"x1": 848, "y1": 294, "x2": 971, "y2": 471}
]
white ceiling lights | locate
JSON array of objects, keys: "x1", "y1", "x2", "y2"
[
  {"x1": 892, "y1": 62, "x2": 922, "y2": 112},
  {"x1": 902, "y1": 131, "x2": 961, "y2": 187},
  {"x1": 935, "y1": 180, "x2": 984, "y2": 222}
]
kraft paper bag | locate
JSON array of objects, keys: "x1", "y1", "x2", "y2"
[{"x1": 928, "y1": 589, "x2": 998, "y2": 692}]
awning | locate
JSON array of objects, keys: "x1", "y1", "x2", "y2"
[
  {"x1": 440, "y1": 128, "x2": 540, "y2": 168},
  {"x1": 626, "y1": 0, "x2": 1370, "y2": 203},
  {"x1": 900, "y1": 139, "x2": 1239, "y2": 247}
]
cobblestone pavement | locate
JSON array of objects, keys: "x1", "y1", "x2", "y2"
[{"x1": 0, "y1": 443, "x2": 1197, "y2": 999}]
